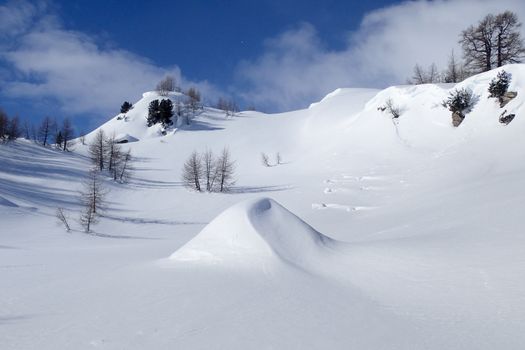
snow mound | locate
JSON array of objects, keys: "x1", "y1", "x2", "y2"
[
  {"x1": 114, "y1": 133, "x2": 139, "y2": 143},
  {"x1": 170, "y1": 198, "x2": 340, "y2": 270}
]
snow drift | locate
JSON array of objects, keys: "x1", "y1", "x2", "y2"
[{"x1": 170, "y1": 198, "x2": 344, "y2": 272}]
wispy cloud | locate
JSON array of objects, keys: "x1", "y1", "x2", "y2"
[
  {"x1": 235, "y1": 0, "x2": 525, "y2": 112},
  {"x1": 0, "y1": 0, "x2": 217, "y2": 122}
]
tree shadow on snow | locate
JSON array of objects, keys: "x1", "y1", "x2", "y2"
[
  {"x1": 228, "y1": 184, "x2": 293, "y2": 194},
  {"x1": 102, "y1": 214, "x2": 207, "y2": 226}
]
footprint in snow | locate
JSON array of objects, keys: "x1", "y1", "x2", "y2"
[{"x1": 312, "y1": 203, "x2": 377, "y2": 212}]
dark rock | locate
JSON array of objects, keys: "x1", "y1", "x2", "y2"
[
  {"x1": 499, "y1": 110, "x2": 516, "y2": 125},
  {"x1": 500, "y1": 91, "x2": 518, "y2": 108}
]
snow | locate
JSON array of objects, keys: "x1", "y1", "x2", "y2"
[
  {"x1": 170, "y1": 198, "x2": 339, "y2": 273},
  {"x1": 2, "y1": 64, "x2": 525, "y2": 349}
]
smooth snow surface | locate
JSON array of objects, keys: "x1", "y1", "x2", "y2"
[{"x1": 2, "y1": 65, "x2": 525, "y2": 349}]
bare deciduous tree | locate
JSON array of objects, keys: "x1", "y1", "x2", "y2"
[
  {"x1": 203, "y1": 148, "x2": 217, "y2": 192},
  {"x1": 410, "y1": 63, "x2": 441, "y2": 84},
  {"x1": 0, "y1": 109, "x2": 8, "y2": 142},
  {"x1": 182, "y1": 151, "x2": 203, "y2": 191},
  {"x1": 381, "y1": 98, "x2": 402, "y2": 119},
  {"x1": 115, "y1": 149, "x2": 133, "y2": 182},
  {"x1": 156, "y1": 75, "x2": 177, "y2": 96},
  {"x1": 460, "y1": 11, "x2": 525, "y2": 73},
  {"x1": 56, "y1": 207, "x2": 71, "y2": 232},
  {"x1": 494, "y1": 11, "x2": 525, "y2": 67},
  {"x1": 105, "y1": 133, "x2": 122, "y2": 173},
  {"x1": 61, "y1": 118, "x2": 74, "y2": 151},
  {"x1": 444, "y1": 50, "x2": 461, "y2": 83},
  {"x1": 427, "y1": 63, "x2": 440, "y2": 83},
  {"x1": 186, "y1": 87, "x2": 201, "y2": 117},
  {"x1": 411, "y1": 64, "x2": 427, "y2": 84},
  {"x1": 22, "y1": 119, "x2": 31, "y2": 140},
  {"x1": 216, "y1": 147, "x2": 235, "y2": 192},
  {"x1": 79, "y1": 169, "x2": 106, "y2": 233},
  {"x1": 38, "y1": 117, "x2": 53, "y2": 146},
  {"x1": 216, "y1": 97, "x2": 238, "y2": 117},
  {"x1": 89, "y1": 129, "x2": 107, "y2": 171},
  {"x1": 6, "y1": 116, "x2": 21, "y2": 141},
  {"x1": 261, "y1": 152, "x2": 271, "y2": 167}
]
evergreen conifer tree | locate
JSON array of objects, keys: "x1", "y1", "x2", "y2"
[{"x1": 147, "y1": 100, "x2": 161, "y2": 126}]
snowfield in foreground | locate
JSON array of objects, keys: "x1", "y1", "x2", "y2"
[{"x1": 2, "y1": 65, "x2": 525, "y2": 349}]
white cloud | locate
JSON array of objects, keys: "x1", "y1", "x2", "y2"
[
  {"x1": 235, "y1": 0, "x2": 525, "y2": 112},
  {"x1": 0, "y1": 0, "x2": 217, "y2": 121}
]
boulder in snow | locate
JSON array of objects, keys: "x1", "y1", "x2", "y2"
[{"x1": 500, "y1": 91, "x2": 518, "y2": 108}]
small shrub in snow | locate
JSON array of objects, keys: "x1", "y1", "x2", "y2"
[
  {"x1": 56, "y1": 208, "x2": 71, "y2": 232},
  {"x1": 444, "y1": 88, "x2": 476, "y2": 114},
  {"x1": 380, "y1": 98, "x2": 402, "y2": 119},
  {"x1": 488, "y1": 70, "x2": 512, "y2": 106},
  {"x1": 443, "y1": 88, "x2": 477, "y2": 127},
  {"x1": 261, "y1": 153, "x2": 271, "y2": 167}
]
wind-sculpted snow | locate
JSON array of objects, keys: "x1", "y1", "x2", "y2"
[{"x1": 170, "y1": 198, "x2": 347, "y2": 274}]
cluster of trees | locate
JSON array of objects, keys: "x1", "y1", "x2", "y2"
[
  {"x1": 67, "y1": 129, "x2": 134, "y2": 233},
  {"x1": 88, "y1": 129, "x2": 133, "y2": 182},
  {"x1": 0, "y1": 110, "x2": 21, "y2": 142},
  {"x1": 0, "y1": 109, "x2": 77, "y2": 151},
  {"x1": 156, "y1": 75, "x2": 180, "y2": 96},
  {"x1": 216, "y1": 98, "x2": 239, "y2": 116},
  {"x1": 182, "y1": 148, "x2": 235, "y2": 192},
  {"x1": 410, "y1": 11, "x2": 525, "y2": 84},
  {"x1": 146, "y1": 77, "x2": 204, "y2": 128},
  {"x1": 461, "y1": 11, "x2": 524, "y2": 72},
  {"x1": 36, "y1": 117, "x2": 75, "y2": 151},
  {"x1": 147, "y1": 99, "x2": 174, "y2": 127},
  {"x1": 261, "y1": 152, "x2": 282, "y2": 167}
]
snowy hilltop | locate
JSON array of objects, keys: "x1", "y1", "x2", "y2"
[{"x1": 2, "y1": 65, "x2": 525, "y2": 349}]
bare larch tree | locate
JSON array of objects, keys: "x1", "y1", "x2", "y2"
[
  {"x1": 89, "y1": 129, "x2": 107, "y2": 171},
  {"x1": 182, "y1": 151, "x2": 204, "y2": 191},
  {"x1": 216, "y1": 147, "x2": 235, "y2": 192},
  {"x1": 460, "y1": 11, "x2": 525, "y2": 73},
  {"x1": 79, "y1": 169, "x2": 106, "y2": 232},
  {"x1": 156, "y1": 75, "x2": 176, "y2": 96}
]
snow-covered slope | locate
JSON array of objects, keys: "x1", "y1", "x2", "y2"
[{"x1": 2, "y1": 65, "x2": 525, "y2": 349}]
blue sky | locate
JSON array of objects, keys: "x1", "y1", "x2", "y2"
[{"x1": 1, "y1": 0, "x2": 524, "y2": 133}]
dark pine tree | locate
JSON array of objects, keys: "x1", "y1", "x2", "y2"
[
  {"x1": 120, "y1": 101, "x2": 132, "y2": 114},
  {"x1": 488, "y1": 70, "x2": 511, "y2": 100},
  {"x1": 159, "y1": 99, "x2": 174, "y2": 127},
  {"x1": 147, "y1": 99, "x2": 160, "y2": 126},
  {"x1": 55, "y1": 130, "x2": 64, "y2": 148}
]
